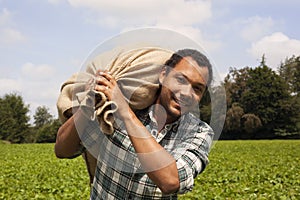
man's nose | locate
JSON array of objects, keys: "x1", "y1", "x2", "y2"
[{"x1": 179, "y1": 84, "x2": 193, "y2": 100}]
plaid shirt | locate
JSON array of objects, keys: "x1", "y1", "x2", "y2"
[{"x1": 82, "y1": 107, "x2": 214, "y2": 200}]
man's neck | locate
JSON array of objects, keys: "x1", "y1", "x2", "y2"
[{"x1": 153, "y1": 104, "x2": 178, "y2": 132}]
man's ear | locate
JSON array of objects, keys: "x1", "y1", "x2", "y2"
[{"x1": 159, "y1": 66, "x2": 167, "y2": 84}]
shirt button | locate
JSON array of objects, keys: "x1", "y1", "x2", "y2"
[{"x1": 151, "y1": 129, "x2": 158, "y2": 136}]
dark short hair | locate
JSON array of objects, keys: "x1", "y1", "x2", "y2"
[{"x1": 164, "y1": 49, "x2": 213, "y2": 86}]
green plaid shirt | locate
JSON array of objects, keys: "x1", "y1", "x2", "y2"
[{"x1": 82, "y1": 107, "x2": 214, "y2": 200}]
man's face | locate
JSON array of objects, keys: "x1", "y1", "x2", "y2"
[{"x1": 157, "y1": 56, "x2": 209, "y2": 122}]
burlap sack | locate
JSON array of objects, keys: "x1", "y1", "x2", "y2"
[{"x1": 56, "y1": 46, "x2": 172, "y2": 184}]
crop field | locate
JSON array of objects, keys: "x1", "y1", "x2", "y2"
[{"x1": 1, "y1": 140, "x2": 299, "y2": 200}]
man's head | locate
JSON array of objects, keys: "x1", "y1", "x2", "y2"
[
  {"x1": 156, "y1": 49, "x2": 213, "y2": 123},
  {"x1": 164, "y1": 49, "x2": 213, "y2": 86}
]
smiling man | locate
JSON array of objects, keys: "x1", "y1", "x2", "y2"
[
  {"x1": 55, "y1": 48, "x2": 214, "y2": 199},
  {"x1": 157, "y1": 54, "x2": 210, "y2": 124}
]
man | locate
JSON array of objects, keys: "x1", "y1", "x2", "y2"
[{"x1": 55, "y1": 49, "x2": 214, "y2": 199}]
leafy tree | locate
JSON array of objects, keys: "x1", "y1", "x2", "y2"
[
  {"x1": 224, "y1": 67, "x2": 250, "y2": 107},
  {"x1": 223, "y1": 67, "x2": 256, "y2": 139},
  {"x1": 0, "y1": 93, "x2": 30, "y2": 143},
  {"x1": 241, "y1": 114, "x2": 262, "y2": 139},
  {"x1": 223, "y1": 55, "x2": 297, "y2": 139},
  {"x1": 0, "y1": 100, "x2": 14, "y2": 140},
  {"x1": 291, "y1": 96, "x2": 300, "y2": 137},
  {"x1": 35, "y1": 119, "x2": 61, "y2": 143},
  {"x1": 278, "y1": 55, "x2": 300, "y2": 95},
  {"x1": 241, "y1": 64, "x2": 291, "y2": 137},
  {"x1": 224, "y1": 103, "x2": 244, "y2": 139},
  {"x1": 32, "y1": 106, "x2": 61, "y2": 143},
  {"x1": 33, "y1": 106, "x2": 53, "y2": 128},
  {"x1": 277, "y1": 55, "x2": 300, "y2": 136}
]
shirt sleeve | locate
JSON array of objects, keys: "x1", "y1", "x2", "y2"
[{"x1": 171, "y1": 121, "x2": 214, "y2": 194}]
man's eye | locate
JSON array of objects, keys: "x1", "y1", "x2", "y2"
[
  {"x1": 176, "y1": 76, "x2": 186, "y2": 83},
  {"x1": 193, "y1": 86, "x2": 203, "y2": 93}
]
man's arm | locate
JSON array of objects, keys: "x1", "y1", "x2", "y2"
[
  {"x1": 55, "y1": 108, "x2": 89, "y2": 158},
  {"x1": 96, "y1": 71, "x2": 180, "y2": 194},
  {"x1": 124, "y1": 110, "x2": 180, "y2": 194}
]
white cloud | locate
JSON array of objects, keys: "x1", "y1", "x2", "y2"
[
  {"x1": 68, "y1": 0, "x2": 212, "y2": 27},
  {"x1": 0, "y1": 8, "x2": 26, "y2": 44},
  {"x1": 0, "y1": 27, "x2": 25, "y2": 44},
  {"x1": 0, "y1": 78, "x2": 21, "y2": 94},
  {"x1": 239, "y1": 16, "x2": 275, "y2": 42},
  {"x1": 21, "y1": 62, "x2": 56, "y2": 81},
  {"x1": 152, "y1": 24, "x2": 221, "y2": 53},
  {"x1": 67, "y1": 0, "x2": 220, "y2": 63},
  {"x1": 0, "y1": 8, "x2": 12, "y2": 26},
  {"x1": 1, "y1": 62, "x2": 61, "y2": 119},
  {"x1": 47, "y1": 0, "x2": 63, "y2": 4},
  {"x1": 248, "y1": 32, "x2": 300, "y2": 68},
  {"x1": 23, "y1": 79, "x2": 60, "y2": 119},
  {"x1": 218, "y1": 0, "x2": 300, "y2": 5}
]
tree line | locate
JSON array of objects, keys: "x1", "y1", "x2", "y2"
[
  {"x1": 0, "y1": 94, "x2": 60, "y2": 143},
  {"x1": 200, "y1": 55, "x2": 300, "y2": 140},
  {"x1": 1, "y1": 55, "x2": 299, "y2": 143}
]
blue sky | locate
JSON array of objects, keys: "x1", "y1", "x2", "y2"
[{"x1": 1, "y1": 0, "x2": 299, "y2": 120}]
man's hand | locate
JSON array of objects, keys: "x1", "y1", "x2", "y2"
[{"x1": 94, "y1": 70, "x2": 131, "y2": 120}]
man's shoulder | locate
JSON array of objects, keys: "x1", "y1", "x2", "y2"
[
  {"x1": 183, "y1": 112, "x2": 206, "y2": 125},
  {"x1": 181, "y1": 113, "x2": 213, "y2": 132}
]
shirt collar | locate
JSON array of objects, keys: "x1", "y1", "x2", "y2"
[{"x1": 148, "y1": 107, "x2": 180, "y2": 132}]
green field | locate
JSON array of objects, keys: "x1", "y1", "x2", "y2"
[{"x1": 1, "y1": 140, "x2": 299, "y2": 200}]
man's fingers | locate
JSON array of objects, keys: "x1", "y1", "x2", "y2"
[{"x1": 99, "y1": 71, "x2": 115, "y2": 84}]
